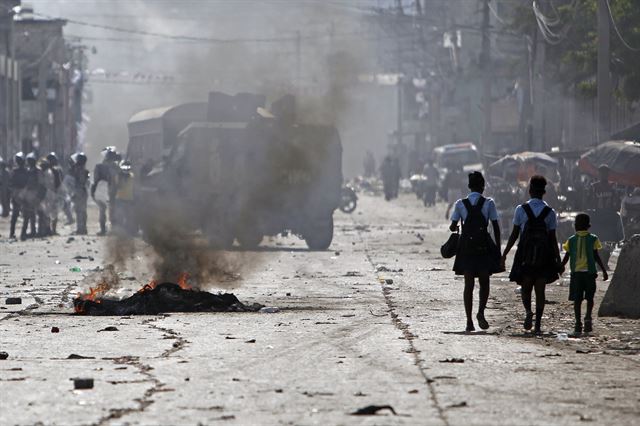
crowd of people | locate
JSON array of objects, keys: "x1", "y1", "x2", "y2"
[{"x1": 0, "y1": 147, "x2": 135, "y2": 240}]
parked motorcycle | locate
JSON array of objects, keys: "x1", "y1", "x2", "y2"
[{"x1": 339, "y1": 185, "x2": 358, "y2": 213}]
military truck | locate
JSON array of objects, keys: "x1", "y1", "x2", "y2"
[{"x1": 134, "y1": 92, "x2": 342, "y2": 250}]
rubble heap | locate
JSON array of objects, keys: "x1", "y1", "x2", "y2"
[
  {"x1": 599, "y1": 235, "x2": 640, "y2": 318},
  {"x1": 74, "y1": 283, "x2": 261, "y2": 316}
]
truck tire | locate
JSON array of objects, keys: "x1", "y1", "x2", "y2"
[
  {"x1": 236, "y1": 227, "x2": 263, "y2": 249},
  {"x1": 304, "y1": 216, "x2": 334, "y2": 250}
]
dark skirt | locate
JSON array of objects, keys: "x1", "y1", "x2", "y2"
[
  {"x1": 508, "y1": 243, "x2": 559, "y2": 284},
  {"x1": 453, "y1": 237, "x2": 503, "y2": 277}
]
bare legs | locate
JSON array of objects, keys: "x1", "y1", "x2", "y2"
[
  {"x1": 520, "y1": 276, "x2": 546, "y2": 333},
  {"x1": 464, "y1": 272, "x2": 490, "y2": 331}
]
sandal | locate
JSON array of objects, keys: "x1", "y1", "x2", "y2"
[
  {"x1": 476, "y1": 313, "x2": 489, "y2": 330},
  {"x1": 584, "y1": 318, "x2": 593, "y2": 333},
  {"x1": 524, "y1": 312, "x2": 534, "y2": 330},
  {"x1": 574, "y1": 321, "x2": 583, "y2": 335}
]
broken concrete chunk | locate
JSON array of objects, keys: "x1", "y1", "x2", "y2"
[
  {"x1": 439, "y1": 358, "x2": 465, "y2": 363},
  {"x1": 67, "y1": 354, "x2": 95, "y2": 359},
  {"x1": 350, "y1": 405, "x2": 397, "y2": 416},
  {"x1": 73, "y1": 378, "x2": 94, "y2": 389}
]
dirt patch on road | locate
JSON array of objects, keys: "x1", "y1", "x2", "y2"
[{"x1": 490, "y1": 275, "x2": 640, "y2": 357}]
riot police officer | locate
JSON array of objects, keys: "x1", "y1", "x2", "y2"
[
  {"x1": 0, "y1": 156, "x2": 10, "y2": 217},
  {"x1": 91, "y1": 147, "x2": 119, "y2": 235},
  {"x1": 46, "y1": 153, "x2": 63, "y2": 234},
  {"x1": 22, "y1": 152, "x2": 41, "y2": 239},
  {"x1": 70, "y1": 152, "x2": 90, "y2": 235},
  {"x1": 9, "y1": 152, "x2": 28, "y2": 239}
]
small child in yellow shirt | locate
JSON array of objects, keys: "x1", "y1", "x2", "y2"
[{"x1": 561, "y1": 214, "x2": 608, "y2": 335}]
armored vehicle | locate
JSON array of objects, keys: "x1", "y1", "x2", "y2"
[{"x1": 134, "y1": 92, "x2": 342, "y2": 250}]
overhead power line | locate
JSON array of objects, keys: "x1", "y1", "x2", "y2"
[{"x1": 605, "y1": 0, "x2": 640, "y2": 52}]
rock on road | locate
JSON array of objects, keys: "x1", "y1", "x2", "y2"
[{"x1": 0, "y1": 194, "x2": 639, "y2": 425}]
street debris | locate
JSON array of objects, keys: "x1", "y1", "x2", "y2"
[
  {"x1": 67, "y1": 354, "x2": 95, "y2": 359},
  {"x1": 259, "y1": 307, "x2": 280, "y2": 313},
  {"x1": 350, "y1": 405, "x2": 397, "y2": 416},
  {"x1": 75, "y1": 282, "x2": 261, "y2": 315},
  {"x1": 0, "y1": 352, "x2": 8, "y2": 360},
  {"x1": 376, "y1": 265, "x2": 403, "y2": 273},
  {"x1": 73, "y1": 378, "x2": 94, "y2": 390},
  {"x1": 51, "y1": 327, "x2": 60, "y2": 333},
  {"x1": 439, "y1": 358, "x2": 465, "y2": 363},
  {"x1": 6, "y1": 297, "x2": 22, "y2": 305},
  {"x1": 447, "y1": 401, "x2": 468, "y2": 409},
  {"x1": 97, "y1": 326, "x2": 118, "y2": 332}
]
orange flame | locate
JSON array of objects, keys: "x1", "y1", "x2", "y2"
[
  {"x1": 177, "y1": 272, "x2": 191, "y2": 290},
  {"x1": 74, "y1": 282, "x2": 110, "y2": 313},
  {"x1": 138, "y1": 279, "x2": 158, "y2": 293},
  {"x1": 77, "y1": 282, "x2": 110, "y2": 302}
]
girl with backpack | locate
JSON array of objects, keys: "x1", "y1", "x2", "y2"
[
  {"x1": 449, "y1": 172, "x2": 502, "y2": 332},
  {"x1": 502, "y1": 175, "x2": 563, "y2": 335}
]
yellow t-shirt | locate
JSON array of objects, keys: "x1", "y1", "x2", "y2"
[{"x1": 562, "y1": 231, "x2": 602, "y2": 272}]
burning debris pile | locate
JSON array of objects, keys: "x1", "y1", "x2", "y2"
[{"x1": 74, "y1": 272, "x2": 261, "y2": 316}]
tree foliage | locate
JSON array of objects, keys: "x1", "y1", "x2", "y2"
[{"x1": 512, "y1": 0, "x2": 640, "y2": 102}]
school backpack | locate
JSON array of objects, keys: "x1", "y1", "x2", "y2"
[
  {"x1": 459, "y1": 197, "x2": 490, "y2": 256},
  {"x1": 520, "y1": 203, "x2": 551, "y2": 268}
]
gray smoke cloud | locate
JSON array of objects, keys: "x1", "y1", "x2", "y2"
[{"x1": 39, "y1": 1, "x2": 394, "y2": 297}]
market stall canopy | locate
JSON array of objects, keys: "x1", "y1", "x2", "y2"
[
  {"x1": 578, "y1": 141, "x2": 640, "y2": 187},
  {"x1": 488, "y1": 151, "x2": 559, "y2": 183}
]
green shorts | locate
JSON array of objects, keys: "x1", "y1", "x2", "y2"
[{"x1": 569, "y1": 272, "x2": 596, "y2": 302}]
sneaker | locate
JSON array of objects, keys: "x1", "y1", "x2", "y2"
[
  {"x1": 524, "y1": 312, "x2": 534, "y2": 330},
  {"x1": 465, "y1": 321, "x2": 475, "y2": 332},
  {"x1": 533, "y1": 327, "x2": 542, "y2": 336},
  {"x1": 574, "y1": 321, "x2": 583, "y2": 334},
  {"x1": 476, "y1": 312, "x2": 489, "y2": 330},
  {"x1": 584, "y1": 318, "x2": 593, "y2": 333}
]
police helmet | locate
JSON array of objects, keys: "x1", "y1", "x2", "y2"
[
  {"x1": 102, "y1": 146, "x2": 118, "y2": 162},
  {"x1": 119, "y1": 160, "x2": 132, "y2": 171},
  {"x1": 46, "y1": 152, "x2": 58, "y2": 164},
  {"x1": 14, "y1": 152, "x2": 25, "y2": 165},
  {"x1": 71, "y1": 152, "x2": 87, "y2": 166},
  {"x1": 26, "y1": 152, "x2": 37, "y2": 165}
]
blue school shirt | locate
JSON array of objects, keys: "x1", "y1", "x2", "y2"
[
  {"x1": 512, "y1": 198, "x2": 557, "y2": 232},
  {"x1": 451, "y1": 192, "x2": 499, "y2": 222}
]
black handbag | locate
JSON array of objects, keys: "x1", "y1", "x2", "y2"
[{"x1": 440, "y1": 232, "x2": 459, "y2": 259}]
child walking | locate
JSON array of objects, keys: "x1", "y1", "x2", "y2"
[{"x1": 561, "y1": 213, "x2": 608, "y2": 335}]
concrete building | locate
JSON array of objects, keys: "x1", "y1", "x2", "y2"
[{"x1": 0, "y1": 0, "x2": 20, "y2": 160}]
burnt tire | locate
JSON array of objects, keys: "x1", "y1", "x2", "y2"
[
  {"x1": 236, "y1": 228, "x2": 263, "y2": 249},
  {"x1": 304, "y1": 216, "x2": 334, "y2": 250}
]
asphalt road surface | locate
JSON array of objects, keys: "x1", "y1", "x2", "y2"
[{"x1": 1, "y1": 194, "x2": 639, "y2": 425}]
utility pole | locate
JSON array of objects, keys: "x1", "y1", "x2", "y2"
[
  {"x1": 597, "y1": 0, "x2": 611, "y2": 143},
  {"x1": 481, "y1": 0, "x2": 492, "y2": 154},
  {"x1": 295, "y1": 30, "x2": 301, "y2": 94},
  {"x1": 397, "y1": 76, "x2": 403, "y2": 147}
]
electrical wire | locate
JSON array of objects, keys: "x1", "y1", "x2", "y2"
[
  {"x1": 532, "y1": 0, "x2": 578, "y2": 46},
  {"x1": 605, "y1": 0, "x2": 640, "y2": 52}
]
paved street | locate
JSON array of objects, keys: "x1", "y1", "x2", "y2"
[{"x1": 1, "y1": 194, "x2": 639, "y2": 425}]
